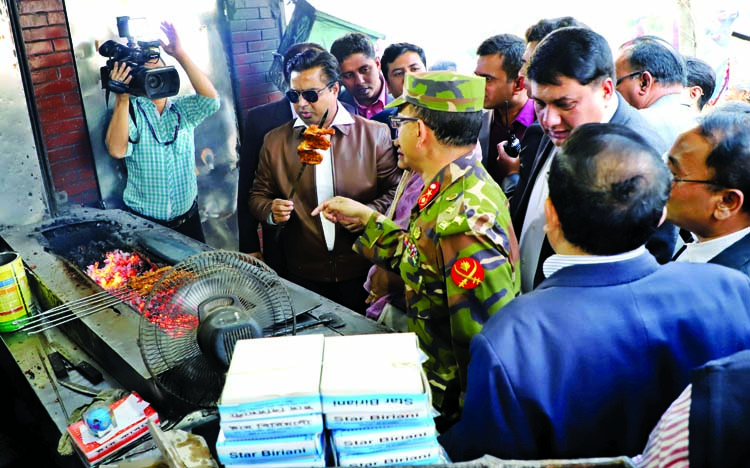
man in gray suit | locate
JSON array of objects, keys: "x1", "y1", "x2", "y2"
[{"x1": 515, "y1": 27, "x2": 674, "y2": 292}]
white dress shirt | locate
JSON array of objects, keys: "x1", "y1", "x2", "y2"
[
  {"x1": 519, "y1": 148, "x2": 556, "y2": 292},
  {"x1": 293, "y1": 102, "x2": 355, "y2": 251}
]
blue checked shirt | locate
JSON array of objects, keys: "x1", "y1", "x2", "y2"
[{"x1": 123, "y1": 94, "x2": 220, "y2": 221}]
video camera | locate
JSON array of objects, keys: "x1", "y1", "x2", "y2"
[{"x1": 99, "y1": 16, "x2": 180, "y2": 99}]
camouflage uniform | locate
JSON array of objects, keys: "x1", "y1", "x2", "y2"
[{"x1": 354, "y1": 71, "x2": 521, "y2": 427}]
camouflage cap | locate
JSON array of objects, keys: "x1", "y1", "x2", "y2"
[{"x1": 385, "y1": 71, "x2": 485, "y2": 112}]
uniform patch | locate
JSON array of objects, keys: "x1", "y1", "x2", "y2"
[
  {"x1": 451, "y1": 257, "x2": 484, "y2": 289},
  {"x1": 418, "y1": 181, "x2": 440, "y2": 210}
]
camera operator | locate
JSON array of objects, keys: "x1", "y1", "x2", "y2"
[{"x1": 105, "y1": 21, "x2": 220, "y2": 243}]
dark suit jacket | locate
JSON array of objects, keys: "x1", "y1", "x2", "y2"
[
  {"x1": 511, "y1": 92, "x2": 676, "y2": 287},
  {"x1": 690, "y1": 349, "x2": 750, "y2": 467},
  {"x1": 440, "y1": 254, "x2": 750, "y2": 461},
  {"x1": 709, "y1": 231, "x2": 750, "y2": 276},
  {"x1": 478, "y1": 112, "x2": 543, "y2": 198},
  {"x1": 237, "y1": 98, "x2": 356, "y2": 274}
]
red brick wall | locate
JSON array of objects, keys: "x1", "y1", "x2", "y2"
[
  {"x1": 227, "y1": 0, "x2": 285, "y2": 123},
  {"x1": 17, "y1": 0, "x2": 100, "y2": 206}
]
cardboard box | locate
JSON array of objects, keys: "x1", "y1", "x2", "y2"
[{"x1": 67, "y1": 392, "x2": 159, "y2": 466}]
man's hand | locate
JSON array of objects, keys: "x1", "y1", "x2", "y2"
[
  {"x1": 159, "y1": 21, "x2": 184, "y2": 59},
  {"x1": 104, "y1": 62, "x2": 133, "y2": 158},
  {"x1": 312, "y1": 196, "x2": 374, "y2": 228},
  {"x1": 109, "y1": 62, "x2": 132, "y2": 92},
  {"x1": 495, "y1": 141, "x2": 521, "y2": 178},
  {"x1": 158, "y1": 21, "x2": 218, "y2": 99},
  {"x1": 340, "y1": 218, "x2": 367, "y2": 233},
  {"x1": 271, "y1": 199, "x2": 294, "y2": 224},
  {"x1": 249, "y1": 251, "x2": 264, "y2": 262}
]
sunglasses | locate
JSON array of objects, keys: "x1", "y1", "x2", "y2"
[{"x1": 286, "y1": 81, "x2": 336, "y2": 104}]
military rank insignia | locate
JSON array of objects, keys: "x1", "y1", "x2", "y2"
[
  {"x1": 418, "y1": 181, "x2": 440, "y2": 210},
  {"x1": 450, "y1": 257, "x2": 484, "y2": 289}
]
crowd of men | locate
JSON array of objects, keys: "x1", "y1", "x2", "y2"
[{"x1": 107, "y1": 15, "x2": 750, "y2": 467}]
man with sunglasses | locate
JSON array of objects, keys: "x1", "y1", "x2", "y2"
[
  {"x1": 667, "y1": 104, "x2": 750, "y2": 274},
  {"x1": 249, "y1": 49, "x2": 400, "y2": 313},
  {"x1": 615, "y1": 36, "x2": 697, "y2": 148},
  {"x1": 313, "y1": 71, "x2": 520, "y2": 432},
  {"x1": 238, "y1": 42, "x2": 357, "y2": 275},
  {"x1": 105, "y1": 22, "x2": 219, "y2": 243}
]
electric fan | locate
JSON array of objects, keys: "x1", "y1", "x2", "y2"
[{"x1": 138, "y1": 250, "x2": 295, "y2": 409}]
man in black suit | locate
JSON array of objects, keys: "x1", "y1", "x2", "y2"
[
  {"x1": 237, "y1": 42, "x2": 355, "y2": 274},
  {"x1": 515, "y1": 27, "x2": 673, "y2": 292},
  {"x1": 668, "y1": 104, "x2": 750, "y2": 275}
]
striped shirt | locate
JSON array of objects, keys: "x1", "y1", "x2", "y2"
[
  {"x1": 542, "y1": 246, "x2": 648, "y2": 278},
  {"x1": 633, "y1": 385, "x2": 691, "y2": 468},
  {"x1": 123, "y1": 94, "x2": 220, "y2": 220}
]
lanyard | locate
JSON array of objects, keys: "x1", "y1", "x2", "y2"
[{"x1": 135, "y1": 100, "x2": 182, "y2": 146}]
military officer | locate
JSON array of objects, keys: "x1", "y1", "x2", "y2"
[{"x1": 313, "y1": 71, "x2": 521, "y2": 431}]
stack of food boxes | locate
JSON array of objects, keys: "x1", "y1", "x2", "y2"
[
  {"x1": 321, "y1": 333, "x2": 441, "y2": 466},
  {"x1": 216, "y1": 334, "x2": 326, "y2": 468}
]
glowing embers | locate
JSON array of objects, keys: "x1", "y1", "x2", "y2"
[
  {"x1": 86, "y1": 250, "x2": 155, "y2": 290},
  {"x1": 86, "y1": 250, "x2": 198, "y2": 336}
]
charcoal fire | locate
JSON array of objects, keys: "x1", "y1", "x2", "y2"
[{"x1": 86, "y1": 249, "x2": 198, "y2": 336}]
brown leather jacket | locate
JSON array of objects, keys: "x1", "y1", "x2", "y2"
[{"x1": 249, "y1": 111, "x2": 401, "y2": 283}]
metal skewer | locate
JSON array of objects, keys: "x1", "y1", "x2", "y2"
[
  {"x1": 14, "y1": 287, "x2": 140, "y2": 334},
  {"x1": 14, "y1": 266, "x2": 171, "y2": 334}
]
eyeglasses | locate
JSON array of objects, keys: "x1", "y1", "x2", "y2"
[
  {"x1": 389, "y1": 115, "x2": 420, "y2": 130},
  {"x1": 285, "y1": 81, "x2": 336, "y2": 104},
  {"x1": 672, "y1": 176, "x2": 720, "y2": 186},
  {"x1": 615, "y1": 70, "x2": 645, "y2": 86}
]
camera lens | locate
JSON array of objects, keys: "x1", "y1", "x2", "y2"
[{"x1": 146, "y1": 74, "x2": 163, "y2": 90}]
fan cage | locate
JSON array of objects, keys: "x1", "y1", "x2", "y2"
[{"x1": 138, "y1": 251, "x2": 295, "y2": 408}]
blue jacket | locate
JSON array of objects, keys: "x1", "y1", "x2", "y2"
[
  {"x1": 439, "y1": 253, "x2": 750, "y2": 461},
  {"x1": 690, "y1": 349, "x2": 750, "y2": 467}
]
